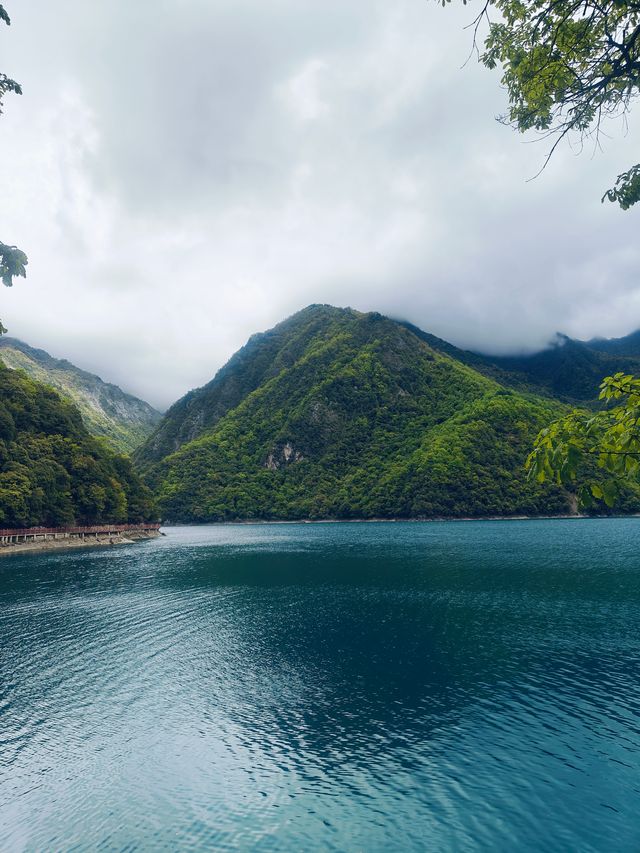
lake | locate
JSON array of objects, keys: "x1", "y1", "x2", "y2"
[{"x1": 0, "y1": 519, "x2": 639, "y2": 851}]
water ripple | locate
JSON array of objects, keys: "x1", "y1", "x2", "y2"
[{"x1": 0, "y1": 519, "x2": 639, "y2": 850}]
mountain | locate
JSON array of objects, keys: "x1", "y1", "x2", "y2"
[
  {"x1": 398, "y1": 327, "x2": 640, "y2": 404},
  {"x1": 136, "y1": 304, "x2": 366, "y2": 467},
  {"x1": 583, "y1": 329, "x2": 640, "y2": 357},
  {"x1": 486, "y1": 335, "x2": 640, "y2": 402},
  {"x1": 136, "y1": 305, "x2": 587, "y2": 522},
  {"x1": 0, "y1": 338, "x2": 161, "y2": 454},
  {"x1": 0, "y1": 363, "x2": 155, "y2": 527}
]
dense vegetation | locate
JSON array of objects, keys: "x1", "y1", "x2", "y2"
[
  {"x1": 0, "y1": 364, "x2": 155, "y2": 527},
  {"x1": 405, "y1": 326, "x2": 640, "y2": 405},
  {"x1": 135, "y1": 305, "x2": 362, "y2": 467},
  {"x1": 139, "y1": 306, "x2": 588, "y2": 522},
  {"x1": 0, "y1": 338, "x2": 161, "y2": 453},
  {"x1": 528, "y1": 372, "x2": 640, "y2": 510}
]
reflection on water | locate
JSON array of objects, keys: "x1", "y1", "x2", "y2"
[{"x1": 0, "y1": 520, "x2": 639, "y2": 851}]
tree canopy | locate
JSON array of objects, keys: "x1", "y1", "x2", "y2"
[
  {"x1": 527, "y1": 373, "x2": 640, "y2": 507},
  {"x1": 0, "y1": 363, "x2": 156, "y2": 527},
  {"x1": 454, "y1": 0, "x2": 640, "y2": 208}
]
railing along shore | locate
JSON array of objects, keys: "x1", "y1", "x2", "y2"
[{"x1": 0, "y1": 522, "x2": 161, "y2": 544}]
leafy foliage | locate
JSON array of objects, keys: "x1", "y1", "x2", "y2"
[
  {"x1": 0, "y1": 6, "x2": 21, "y2": 114},
  {"x1": 0, "y1": 5, "x2": 27, "y2": 329},
  {"x1": 0, "y1": 243, "x2": 27, "y2": 291},
  {"x1": 603, "y1": 163, "x2": 640, "y2": 209},
  {"x1": 139, "y1": 306, "x2": 577, "y2": 522},
  {"x1": 0, "y1": 363, "x2": 156, "y2": 527},
  {"x1": 449, "y1": 0, "x2": 640, "y2": 207},
  {"x1": 527, "y1": 372, "x2": 640, "y2": 508}
]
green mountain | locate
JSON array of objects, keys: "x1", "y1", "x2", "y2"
[
  {"x1": 0, "y1": 363, "x2": 155, "y2": 528},
  {"x1": 137, "y1": 305, "x2": 586, "y2": 522},
  {"x1": 0, "y1": 338, "x2": 161, "y2": 454},
  {"x1": 487, "y1": 335, "x2": 640, "y2": 402},
  {"x1": 583, "y1": 329, "x2": 640, "y2": 358},
  {"x1": 399, "y1": 326, "x2": 640, "y2": 404}
]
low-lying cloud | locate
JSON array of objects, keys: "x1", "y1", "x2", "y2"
[{"x1": 1, "y1": 0, "x2": 638, "y2": 408}]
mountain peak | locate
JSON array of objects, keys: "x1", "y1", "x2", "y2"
[{"x1": 134, "y1": 307, "x2": 579, "y2": 522}]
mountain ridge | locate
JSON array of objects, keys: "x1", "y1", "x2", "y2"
[
  {"x1": 137, "y1": 307, "x2": 640, "y2": 474},
  {"x1": 136, "y1": 305, "x2": 590, "y2": 521},
  {"x1": 0, "y1": 362, "x2": 155, "y2": 527},
  {"x1": 0, "y1": 337, "x2": 161, "y2": 454},
  {"x1": 397, "y1": 325, "x2": 640, "y2": 403}
]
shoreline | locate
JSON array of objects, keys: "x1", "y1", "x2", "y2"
[
  {"x1": 0, "y1": 529, "x2": 161, "y2": 557},
  {"x1": 4, "y1": 514, "x2": 635, "y2": 554},
  {"x1": 164, "y1": 513, "x2": 639, "y2": 526}
]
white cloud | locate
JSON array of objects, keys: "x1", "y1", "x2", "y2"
[{"x1": 0, "y1": 0, "x2": 638, "y2": 408}]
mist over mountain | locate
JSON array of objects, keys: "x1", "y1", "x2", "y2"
[
  {"x1": 0, "y1": 338, "x2": 161, "y2": 454},
  {"x1": 415, "y1": 329, "x2": 640, "y2": 403},
  {"x1": 582, "y1": 329, "x2": 640, "y2": 358}
]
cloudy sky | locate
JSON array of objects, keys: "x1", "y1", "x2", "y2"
[{"x1": 1, "y1": 1, "x2": 639, "y2": 409}]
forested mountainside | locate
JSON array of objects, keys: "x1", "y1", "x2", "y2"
[
  {"x1": 134, "y1": 305, "x2": 354, "y2": 467},
  {"x1": 0, "y1": 364, "x2": 155, "y2": 528},
  {"x1": 402, "y1": 326, "x2": 640, "y2": 404},
  {"x1": 136, "y1": 305, "x2": 609, "y2": 523},
  {"x1": 488, "y1": 336, "x2": 640, "y2": 402},
  {"x1": 0, "y1": 338, "x2": 161, "y2": 454},
  {"x1": 584, "y1": 329, "x2": 640, "y2": 357}
]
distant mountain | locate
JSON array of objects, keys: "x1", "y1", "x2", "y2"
[
  {"x1": 486, "y1": 334, "x2": 640, "y2": 402},
  {"x1": 0, "y1": 362, "x2": 155, "y2": 527},
  {"x1": 583, "y1": 329, "x2": 640, "y2": 358},
  {"x1": 0, "y1": 338, "x2": 161, "y2": 454},
  {"x1": 402, "y1": 327, "x2": 640, "y2": 404},
  {"x1": 136, "y1": 305, "x2": 589, "y2": 522}
]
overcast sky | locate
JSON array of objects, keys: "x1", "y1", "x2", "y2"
[{"x1": 1, "y1": 1, "x2": 639, "y2": 409}]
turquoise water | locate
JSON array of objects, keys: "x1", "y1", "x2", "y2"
[{"x1": 0, "y1": 519, "x2": 639, "y2": 851}]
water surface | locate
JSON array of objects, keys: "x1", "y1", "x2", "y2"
[{"x1": 1, "y1": 520, "x2": 639, "y2": 851}]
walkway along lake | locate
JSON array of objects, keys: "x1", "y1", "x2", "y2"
[{"x1": 0, "y1": 523, "x2": 161, "y2": 555}]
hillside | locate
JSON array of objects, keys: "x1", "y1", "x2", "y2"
[
  {"x1": 137, "y1": 305, "x2": 587, "y2": 522},
  {"x1": 0, "y1": 363, "x2": 155, "y2": 527},
  {"x1": 584, "y1": 329, "x2": 640, "y2": 357},
  {"x1": 400, "y1": 325, "x2": 640, "y2": 404},
  {"x1": 135, "y1": 305, "x2": 352, "y2": 467},
  {"x1": 487, "y1": 335, "x2": 640, "y2": 402},
  {"x1": 0, "y1": 338, "x2": 161, "y2": 454}
]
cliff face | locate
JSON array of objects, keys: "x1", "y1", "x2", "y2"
[{"x1": 0, "y1": 338, "x2": 161, "y2": 454}]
